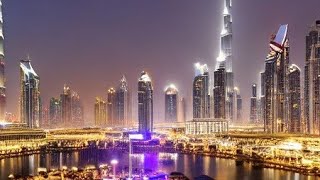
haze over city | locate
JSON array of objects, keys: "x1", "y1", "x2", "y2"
[{"x1": 2, "y1": 0, "x2": 318, "y2": 124}]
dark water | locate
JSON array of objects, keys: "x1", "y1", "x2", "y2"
[{"x1": 0, "y1": 149, "x2": 315, "y2": 180}]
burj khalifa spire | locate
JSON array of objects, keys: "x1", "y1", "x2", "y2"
[
  {"x1": 0, "y1": 0, "x2": 5, "y2": 121},
  {"x1": 216, "y1": 0, "x2": 232, "y2": 71}
]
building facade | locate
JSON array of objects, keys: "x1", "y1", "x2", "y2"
[
  {"x1": 49, "y1": 97, "x2": 61, "y2": 128},
  {"x1": 165, "y1": 84, "x2": 178, "y2": 123},
  {"x1": 214, "y1": 65, "x2": 226, "y2": 119},
  {"x1": 193, "y1": 63, "x2": 210, "y2": 118},
  {"x1": 264, "y1": 24, "x2": 289, "y2": 133},
  {"x1": 61, "y1": 84, "x2": 72, "y2": 128},
  {"x1": 94, "y1": 97, "x2": 106, "y2": 127},
  {"x1": 116, "y1": 75, "x2": 131, "y2": 127},
  {"x1": 304, "y1": 20, "x2": 320, "y2": 135},
  {"x1": 20, "y1": 58, "x2": 40, "y2": 128},
  {"x1": 288, "y1": 64, "x2": 301, "y2": 133},
  {"x1": 138, "y1": 71, "x2": 153, "y2": 139},
  {"x1": 107, "y1": 87, "x2": 116, "y2": 126},
  {"x1": 250, "y1": 83, "x2": 258, "y2": 123},
  {"x1": 0, "y1": 0, "x2": 5, "y2": 121}
]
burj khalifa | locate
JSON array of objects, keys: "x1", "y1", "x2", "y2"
[
  {"x1": 214, "y1": 0, "x2": 237, "y2": 122},
  {"x1": 0, "y1": 0, "x2": 5, "y2": 121}
]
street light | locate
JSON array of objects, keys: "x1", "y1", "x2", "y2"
[{"x1": 111, "y1": 159, "x2": 118, "y2": 180}]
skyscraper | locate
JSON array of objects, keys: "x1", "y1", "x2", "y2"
[
  {"x1": 61, "y1": 84, "x2": 72, "y2": 128},
  {"x1": 264, "y1": 24, "x2": 289, "y2": 133},
  {"x1": 116, "y1": 75, "x2": 131, "y2": 127},
  {"x1": 178, "y1": 97, "x2": 186, "y2": 123},
  {"x1": 250, "y1": 83, "x2": 258, "y2": 123},
  {"x1": 215, "y1": 0, "x2": 238, "y2": 122},
  {"x1": 304, "y1": 20, "x2": 320, "y2": 135},
  {"x1": 49, "y1": 97, "x2": 61, "y2": 128},
  {"x1": 71, "y1": 92, "x2": 84, "y2": 128},
  {"x1": 20, "y1": 58, "x2": 40, "y2": 128},
  {"x1": 288, "y1": 64, "x2": 301, "y2": 133},
  {"x1": 107, "y1": 87, "x2": 116, "y2": 126},
  {"x1": 164, "y1": 84, "x2": 178, "y2": 123},
  {"x1": 94, "y1": 97, "x2": 106, "y2": 127},
  {"x1": 259, "y1": 72, "x2": 266, "y2": 124},
  {"x1": 214, "y1": 65, "x2": 226, "y2": 119},
  {"x1": 193, "y1": 63, "x2": 210, "y2": 118},
  {"x1": 138, "y1": 71, "x2": 153, "y2": 139},
  {"x1": 0, "y1": 0, "x2": 6, "y2": 121}
]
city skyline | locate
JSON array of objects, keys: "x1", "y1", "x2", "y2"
[{"x1": 2, "y1": 0, "x2": 320, "y2": 124}]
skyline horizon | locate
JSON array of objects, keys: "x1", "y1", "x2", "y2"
[{"x1": 1, "y1": 0, "x2": 319, "y2": 124}]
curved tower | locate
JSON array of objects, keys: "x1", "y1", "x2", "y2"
[{"x1": 0, "y1": 0, "x2": 5, "y2": 121}]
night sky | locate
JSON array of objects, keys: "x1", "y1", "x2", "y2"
[{"x1": 3, "y1": 0, "x2": 320, "y2": 125}]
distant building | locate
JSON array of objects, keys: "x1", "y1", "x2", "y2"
[
  {"x1": 107, "y1": 87, "x2": 116, "y2": 126},
  {"x1": 288, "y1": 64, "x2": 301, "y2": 133},
  {"x1": 94, "y1": 97, "x2": 106, "y2": 127},
  {"x1": 20, "y1": 58, "x2": 40, "y2": 128},
  {"x1": 49, "y1": 97, "x2": 61, "y2": 128},
  {"x1": 304, "y1": 20, "x2": 320, "y2": 135},
  {"x1": 214, "y1": 65, "x2": 226, "y2": 119},
  {"x1": 250, "y1": 83, "x2": 258, "y2": 123},
  {"x1": 71, "y1": 92, "x2": 84, "y2": 128},
  {"x1": 193, "y1": 63, "x2": 210, "y2": 118},
  {"x1": 235, "y1": 88, "x2": 242, "y2": 123},
  {"x1": 61, "y1": 84, "x2": 72, "y2": 128},
  {"x1": 178, "y1": 97, "x2": 186, "y2": 123},
  {"x1": 116, "y1": 75, "x2": 131, "y2": 127},
  {"x1": 164, "y1": 84, "x2": 178, "y2": 123},
  {"x1": 264, "y1": 24, "x2": 289, "y2": 133},
  {"x1": 138, "y1": 71, "x2": 153, "y2": 139},
  {"x1": 259, "y1": 72, "x2": 265, "y2": 124},
  {"x1": 0, "y1": 0, "x2": 6, "y2": 121}
]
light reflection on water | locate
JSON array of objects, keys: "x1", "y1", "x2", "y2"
[{"x1": 0, "y1": 149, "x2": 315, "y2": 180}]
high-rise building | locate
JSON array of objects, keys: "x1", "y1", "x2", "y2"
[
  {"x1": 61, "y1": 84, "x2": 72, "y2": 128},
  {"x1": 94, "y1": 97, "x2": 106, "y2": 127},
  {"x1": 0, "y1": 0, "x2": 6, "y2": 121},
  {"x1": 264, "y1": 24, "x2": 289, "y2": 133},
  {"x1": 288, "y1": 64, "x2": 301, "y2": 133},
  {"x1": 305, "y1": 20, "x2": 320, "y2": 135},
  {"x1": 236, "y1": 92, "x2": 242, "y2": 122},
  {"x1": 215, "y1": 0, "x2": 238, "y2": 122},
  {"x1": 138, "y1": 71, "x2": 153, "y2": 139},
  {"x1": 49, "y1": 97, "x2": 61, "y2": 128},
  {"x1": 71, "y1": 92, "x2": 84, "y2": 128},
  {"x1": 20, "y1": 58, "x2": 40, "y2": 128},
  {"x1": 107, "y1": 87, "x2": 116, "y2": 126},
  {"x1": 214, "y1": 65, "x2": 226, "y2": 119},
  {"x1": 178, "y1": 97, "x2": 186, "y2": 123},
  {"x1": 193, "y1": 63, "x2": 210, "y2": 118},
  {"x1": 250, "y1": 83, "x2": 258, "y2": 123},
  {"x1": 41, "y1": 106, "x2": 49, "y2": 128},
  {"x1": 164, "y1": 84, "x2": 178, "y2": 123},
  {"x1": 116, "y1": 75, "x2": 131, "y2": 127},
  {"x1": 259, "y1": 72, "x2": 265, "y2": 124}
]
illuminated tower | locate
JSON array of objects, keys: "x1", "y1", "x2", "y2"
[
  {"x1": 138, "y1": 71, "x2": 153, "y2": 139},
  {"x1": 116, "y1": 75, "x2": 131, "y2": 127},
  {"x1": 305, "y1": 20, "x2": 320, "y2": 135},
  {"x1": 215, "y1": 0, "x2": 236, "y2": 122},
  {"x1": 193, "y1": 63, "x2": 210, "y2": 118},
  {"x1": 94, "y1": 97, "x2": 106, "y2": 127},
  {"x1": 107, "y1": 87, "x2": 116, "y2": 126},
  {"x1": 165, "y1": 84, "x2": 178, "y2": 122},
  {"x1": 49, "y1": 97, "x2": 61, "y2": 128},
  {"x1": 214, "y1": 64, "x2": 226, "y2": 119},
  {"x1": 71, "y1": 91, "x2": 83, "y2": 128},
  {"x1": 264, "y1": 24, "x2": 289, "y2": 133},
  {"x1": 288, "y1": 64, "x2": 301, "y2": 133},
  {"x1": 0, "y1": 0, "x2": 6, "y2": 121},
  {"x1": 20, "y1": 57, "x2": 40, "y2": 128},
  {"x1": 250, "y1": 83, "x2": 258, "y2": 123},
  {"x1": 61, "y1": 84, "x2": 72, "y2": 128}
]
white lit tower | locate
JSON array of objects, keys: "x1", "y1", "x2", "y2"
[
  {"x1": 0, "y1": 0, "x2": 6, "y2": 121},
  {"x1": 215, "y1": 0, "x2": 236, "y2": 122}
]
